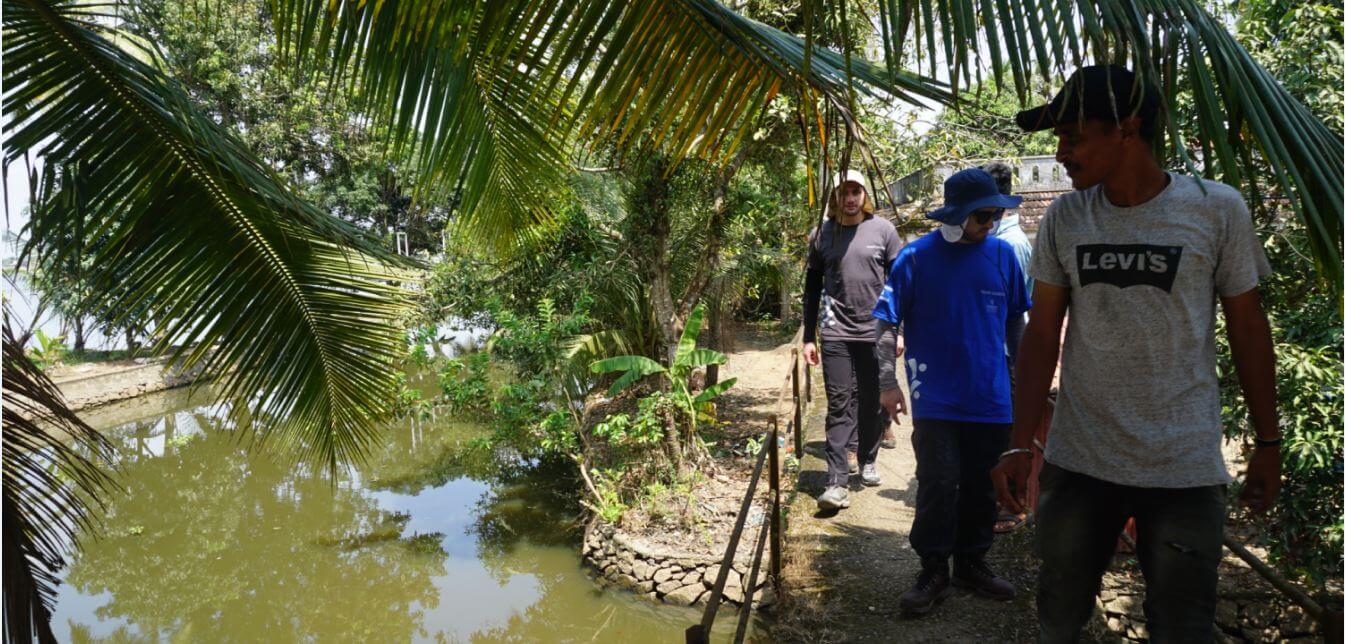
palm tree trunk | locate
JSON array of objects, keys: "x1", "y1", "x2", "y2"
[
  {"x1": 704, "y1": 282, "x2": 722, "y2": 389},
  {"x1": 72, "y1": 316, "x2": 85, "y2": 353},
  {"x1": 628, "y1": 152, "x2": 680, "y2": 365},
  {"x1": 677, "y1": 143, "x2": 752, "y2": 322}
]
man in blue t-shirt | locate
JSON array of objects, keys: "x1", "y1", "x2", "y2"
[{"x1": 872, "y1": 168, "x2": 1031, "y2": 616}]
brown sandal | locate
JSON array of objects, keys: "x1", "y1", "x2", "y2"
[{"x1": 993, "y1": 511, "x2": 1028, "y2": 533}]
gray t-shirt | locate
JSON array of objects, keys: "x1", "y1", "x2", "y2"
[
  {"x1": 1030, "y1": 174, "x2": 1271, "y2": 488},
  {"x1": 806, "y1": 215, "x2": 903, "y2": 342}
]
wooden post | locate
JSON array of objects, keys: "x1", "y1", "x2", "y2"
[
  {"x1": 805, "y1": 361, "x2": 812, "y2": 403},
  {"x1": 697, "y1": 432, "x2": 771, "y2": 640},
  {"x1": 769, "y1": 418, "x2": 782, "y2": 584},
  {"x1": 685, "y1": 624, "x2": 706, "y2": 644},
  {"x1": 791, "y1": 350, "x2": 804, "y2": 458}
]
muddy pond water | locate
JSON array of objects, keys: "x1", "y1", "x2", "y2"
[{"x1": 48, "y1": 384, "x2": 746, "y2": 642}]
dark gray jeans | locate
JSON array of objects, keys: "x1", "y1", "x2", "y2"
[
  {"x1": 1036, "y1": 461, "x2": 1226, "y2": 643},
  {"x1": 821, "y1": 340, "x2": 886, "y2": 487},
  {"x1": 909, "y1": 418, "x2": 1010, "y2": 561}
]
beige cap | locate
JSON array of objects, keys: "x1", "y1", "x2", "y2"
[{"x1": 832, "y1": 169, "x2": 868, "y2": 190}]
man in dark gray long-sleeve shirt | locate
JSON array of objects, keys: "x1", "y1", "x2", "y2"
[{"x1": 802, "y1": 170, "x2": 903, "y2": 511}]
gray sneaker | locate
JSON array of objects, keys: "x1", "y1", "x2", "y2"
[
  {"x1": 861, "y1": 463, "x2": 881, "y2": 487},
  {"x1": 817, "y1": 486, "x2": 850, "y2": 510}
]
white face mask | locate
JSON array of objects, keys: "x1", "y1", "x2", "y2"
[{"x1": 939, "y1": 222, "x2": 965, "y2": 243}]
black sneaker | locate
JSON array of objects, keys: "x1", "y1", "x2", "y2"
[
  {"x1": 899, "y1": 559, "x2": 951, "y2": 616},
  {"x1": 952, "y1": 556, "x2": 1016, "y2": 600}
]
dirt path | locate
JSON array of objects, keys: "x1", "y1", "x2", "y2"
[
  {"x1": 714, "y1": 326, "x2": 801, "y2": 431},
  {"x1": 766, "y1": 351, "x2": 1043, "y2": 643},
  {"x1": 708, "y1": 325, "x2": 1038, "y2": 641}
]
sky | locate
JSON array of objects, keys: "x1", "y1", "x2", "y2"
[{"x1": 4, "y1": 152, "x2": 35, "y2": 253}]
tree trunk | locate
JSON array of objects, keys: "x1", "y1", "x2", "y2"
[
  {"x1": 629, "y1": 153, "x2": 680, "y2": 365},
  {"x1": 704, "y1": 281, "x2": 722, "y2": 388},
  {"x1": 676, "y1": 144, "x2": 753, "y2": 323},
  {"x1": 663, "y1": 402, "x2": 685, "y2": 477},
  {"x1": 72, "y1": 316, "x2": 85, "y2": 353},
  {"x1": 621, "y1": 153, "x2": 683, "y2": 470}
]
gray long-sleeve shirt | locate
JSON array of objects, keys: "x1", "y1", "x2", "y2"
[
  {"x1": 875, "y1": 318, "x2": 900, "y2": 389},
  {"x1": 802, "y1": 215, "x2": 902, "y2": 343}
]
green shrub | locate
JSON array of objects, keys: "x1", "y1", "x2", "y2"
[
  {"x1": 1219, "y1": 218, "x2": 1343, "y2": 583},
  {"x1": 437, "y1": 352, "x2": 492, "y2": 416},
  {"x1": 390, "y1": 372, "x2": 431, "y2": 420}
]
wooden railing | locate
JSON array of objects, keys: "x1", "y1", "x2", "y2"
[{"x1": 686, "y1": 347, "x2": 811, "y2": 644}]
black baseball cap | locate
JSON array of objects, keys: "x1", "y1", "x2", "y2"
[{"x1": 1015, "y1": 65, "x2": 1160, "y2": 132}]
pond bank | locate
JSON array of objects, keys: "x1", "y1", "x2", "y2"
[
  {"x1": 48, "y1": 355, "x2": 205, "y2": 411},
  {"x1": 580, "y1": 324, "x2": 801, "y2": 614}
]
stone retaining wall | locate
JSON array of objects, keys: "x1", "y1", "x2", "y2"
[
  {"x1": 1096, "y1": 567, "x2": 1327, "y2": 642},
  {"x1": 52, "y1": 357, "x2": 205, "y2": 411},
  {"x1": 581, "y1": 523, "x2": 773, "y2": 609}
]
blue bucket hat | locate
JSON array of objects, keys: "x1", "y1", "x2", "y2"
[{"x1": 929, "y1": 168, "x2": 1023, "y2": 225}]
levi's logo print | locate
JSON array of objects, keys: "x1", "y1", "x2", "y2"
[{"x1": 1076, "y1": 244, "x2": 1183, "y2": 292}]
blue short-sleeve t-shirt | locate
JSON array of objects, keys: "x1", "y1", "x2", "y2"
[{"x1": 872, "y1": 232, "x2": 1031, "y2": 423}]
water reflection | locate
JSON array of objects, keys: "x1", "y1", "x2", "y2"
[
  {"x1": 62, "y1": 410, "x2": 446, "y2": 641},
  {"x1": 52, "y1": 388, "x2": 708, "y2": 643}
]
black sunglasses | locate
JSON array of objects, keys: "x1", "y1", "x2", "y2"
[{"x1": 971, "y1": 208, "x2": 1006, "y2": 225}]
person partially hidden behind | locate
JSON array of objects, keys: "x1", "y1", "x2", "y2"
[
  {"x1": 992, "y1": 65, "x2": 1281, "y2": 643},
  {"x1": 874, "y1": 168, "x2": 1030, "y2": 616}
]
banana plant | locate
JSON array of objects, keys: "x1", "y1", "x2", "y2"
[
  {"x1": 28, "y1": 329, "x2": 66, "y2": 370},
  {"x1": 590, "y1": 304, "x2": 737, "y2": 419}
]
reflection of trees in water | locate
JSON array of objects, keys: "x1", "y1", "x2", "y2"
[
  {"x1": 359, "y1": 418, "x2": 503, "y2": 493},
  {"x1": 63, "y1": 398, "x2": 650, "y2": 641},
  {"x1": 64, "y1": 410, "x2": 448, "y2": 642},
  {"x1": 360, "y1": 418, "x2": 584, "y2": 574},
  {"x1": 467, "y1": 565, "x2": 703, "y2": 644},
  {"x1": 472, "y1": 455, "x2": 581, "y2": 553},
  {"x1": 365, "y1": 417, "x2": 613, "y2": 634}
]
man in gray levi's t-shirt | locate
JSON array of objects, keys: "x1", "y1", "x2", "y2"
[
  {"x1": 992, "y1": 65, "x2": 1281, "y2": 644},
  {"x1": 1031, "y1": 173, "x2": 1270, "y2": 487}
]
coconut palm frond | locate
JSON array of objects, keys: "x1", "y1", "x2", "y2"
[
  {"x1": 4, "y1": 0, "x2": 413, "y2": 470},
  {"x1": 270, "y1": 0, "x2": 954, "y2": 246},
  {"x1": 2, "y1": 306, "x2": 116, "y2": 644},
  {"x1": 866, "y1": 0, "x2": 1343, "y2": 285}
]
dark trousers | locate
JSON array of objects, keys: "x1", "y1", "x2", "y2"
[
  {"x1": 909, "y1": 418, "x2": 1010, "y2": 561},
  {"x1": 1035, "y1": 462, "x2": 1226, "y2": 643},
  {"x1": 821, "y1": 340, "x2": 886, "y2": 487}
]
